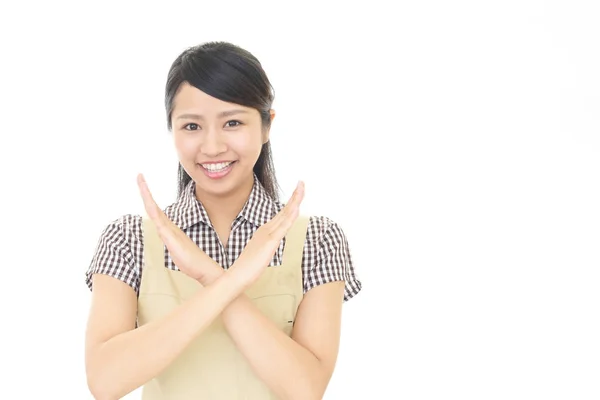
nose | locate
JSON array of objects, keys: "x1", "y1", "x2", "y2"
[{"x1": 201, "y1": 127, "x2": 227, "y2": 157}]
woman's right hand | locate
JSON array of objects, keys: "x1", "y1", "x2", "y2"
[
  {"x1": 231, "y1": 181, "x2": 305, "y2": 285},
  {"x1": 137, "y1": 173, "x2": 223, "y2": 283}
]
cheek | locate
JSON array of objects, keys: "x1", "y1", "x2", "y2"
[
  {"x1": 173, "y1": 133, "x2": 195, "y2": 157},
  {"x1": 230, "y1": 134, "x2": 263, "y2": 160}
]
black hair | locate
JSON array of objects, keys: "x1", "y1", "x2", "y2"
[{"x1": 164, "y1": 41, "x2": 279, "y2": 201}]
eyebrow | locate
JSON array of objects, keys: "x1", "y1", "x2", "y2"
[{"x1": 175, "y1": 109, "x2": 249, "y2": 120}]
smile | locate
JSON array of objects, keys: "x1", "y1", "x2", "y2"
[
  {"x1": 198, "y1": 161, "x2": 237, "y2": 180},
  {"x1": 201, "y1": 161, "x2": 234, "y2": 172}
]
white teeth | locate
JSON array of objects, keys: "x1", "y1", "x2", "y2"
[{"x1": 202, "y1": 162, "x2": 233, "y2": 172}]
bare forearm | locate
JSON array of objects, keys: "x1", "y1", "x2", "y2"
[
  {"x1": 88, "y1": 271, "x2": 246, "y2": 399},
  {"x1": 223, "y1": 296, "x2": 326, "y2": 400},
  {"x1": 201, "y1": 269, "x2": 325, "y2": 400}
]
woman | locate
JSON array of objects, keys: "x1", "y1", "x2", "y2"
[{"x1": 84, "y1": 41, "x2": 362, "y2": 399}]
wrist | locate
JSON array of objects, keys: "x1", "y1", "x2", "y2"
[
  {"x1": 216, "y1": 268, "x2": 252, "y2": 298},
  {"x1": 197, "y1": 266, "x2": 225, "y2": 286},
  {"x1": 226, "y1": 261, "x2": 257, "y2": 291},
  {"x1": 195, "y1": 268, "x2": 248, "y2": 310}
]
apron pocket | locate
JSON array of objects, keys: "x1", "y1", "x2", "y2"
[{"x1": 250, "y1": 294, "x2": 296, "y2": 335}]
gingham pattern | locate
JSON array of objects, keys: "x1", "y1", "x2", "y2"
[{"x1": 85, "y1": 175, "x2": 362, "y2": 302}]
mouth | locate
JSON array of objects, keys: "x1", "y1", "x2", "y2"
[
  {"x1": 199, "y1": 161, "x2": 236, "y2": 172},
  {"x1": 197, "y1": 161, "x2": 237, "y2": 179}
]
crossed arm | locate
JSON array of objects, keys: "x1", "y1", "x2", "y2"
[
  {"x1": 85, "y1": 271, "x2": 345, "y2": 400},
  {"x1": 203, "y1": 267, "x2": 346, "y2": 400},
  {"x1": 85, "y1": 175, "x2": 347, "y2": 400}
]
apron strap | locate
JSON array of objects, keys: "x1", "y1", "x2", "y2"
[
  {"x1": 281, "y1": 215, "x2": 310, "y2": 266},
  {"x1": 142, "y1": 216, "x2": 164, "y2": 273}
]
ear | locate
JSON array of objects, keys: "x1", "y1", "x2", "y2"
[{"x1": 262, "y1": 109, "x2": 276, "y2": 144}]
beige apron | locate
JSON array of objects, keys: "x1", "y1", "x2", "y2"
[{"x1": 137, "y1": 216, "x2": 309, "y2": 399}]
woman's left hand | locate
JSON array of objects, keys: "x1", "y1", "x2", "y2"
[{"x1": 137, "y1": 173, "x2": 223, "y2": 283}]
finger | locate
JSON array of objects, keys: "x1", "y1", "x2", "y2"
[
  {"x1": 137, "y1": 174, "x2": 182, "y2": 232},
  {"x1": 270, "y1": 181, "x2": 304, "y2": 232},
  {"x1": 291, "y1": 180, "x2": 305, "y2": 207},
  {"x1": 137, "y1": 174, "x2": 168, "y2": 226},
  {"x1": 281, "y1": 181, "x2": 305, "y2": 218},
  {"x1": 137, "y1": 174, "x2": 158, "y2": 217},
  {"x1": 268, "y1": 181, "x2": 303, "y2": 226},
  {"x1": 271, "y1": 205, "x2": 300, "y2": 239}
]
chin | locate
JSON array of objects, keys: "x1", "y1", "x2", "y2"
[{"x1": 191, "y1": 162, "x2": 250, "y2": 197}]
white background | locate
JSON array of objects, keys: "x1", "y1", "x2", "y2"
[{"x1": 1, "y1": 1, "x2": 599, "y2": 399}]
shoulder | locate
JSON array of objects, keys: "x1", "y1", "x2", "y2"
[
  {"x1": 93, "y1": 197, "x2": 182, "y2": 258},
  {"x1": 302, "y1": 215, "x2": 362, "y2": 302},
  {"x1": 85, "y1": 195, "x2": 183, "y2": 292},
  {"x1": 274, "y1": 198, "x2": 347, "y2": 244},
  {"x1": 100, "y1": 196, "x2": 181, "y2": 242},
  {"x1": 303, "y1": 215, "x2": 352, "y2": 266},
  {"x1": 85, "y1": 213, "x2": 145, "y2": 292},
  {"x1": 305, "y1": 215, "x2": 346, "y2": 244},
  {"x1": 99, "y1": 213, "x2": 144, "y2": 246}
]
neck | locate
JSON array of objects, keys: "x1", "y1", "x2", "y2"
[{"x1": 195, "y1": 175, "x2": 255, "y2": 228}]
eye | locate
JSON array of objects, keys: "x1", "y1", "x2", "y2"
[
  {"x1": 225, "y1": 120, "x2": 242, "y2": 128},
  {"x1": 183, "y1": 123, "x2": 200, "y2": 131}
]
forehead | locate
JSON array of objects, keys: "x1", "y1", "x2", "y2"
[{"x1": 172, "y1": 82, "x2": 255, "y2": 116}]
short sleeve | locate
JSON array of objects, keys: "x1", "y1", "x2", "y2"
[
  {"x1": 304, "y1": 217, "x2": 362, "y2": 302},
  {"x1": 85, "y1": 215, "x2": 142, "y2": 293}
]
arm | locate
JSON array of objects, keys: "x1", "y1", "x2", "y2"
[
  {"x1": 126, "y1": 176, "x2": 353, "y2": 398},
  {"x1": 84, "y1": 269, "x2": 248, "y2": 400},
  {"x1": 84, "y1": 175, "x2": 307, "y2": 400},
  {"x1": 221, "y1": 278, "x2": 345, "y2": 400},
  {"x1": 198, "y1": 219, "x2": 352, "y2": 400}
]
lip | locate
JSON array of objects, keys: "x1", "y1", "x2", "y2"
[
  {"x1": 199, "y1": 160, "x2": 236, "y2": 165},
  {"x1": 197, "y1": 160, "x2": 236, "y2": 180}
]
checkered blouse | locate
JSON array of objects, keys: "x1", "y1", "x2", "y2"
[{"x1": 85, "y1": 175, "x2": 362, "y2": 302}]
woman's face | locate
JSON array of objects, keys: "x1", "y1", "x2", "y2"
[{"x1": 171, "y1": 82, "x2": 271, "y2": 199}]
